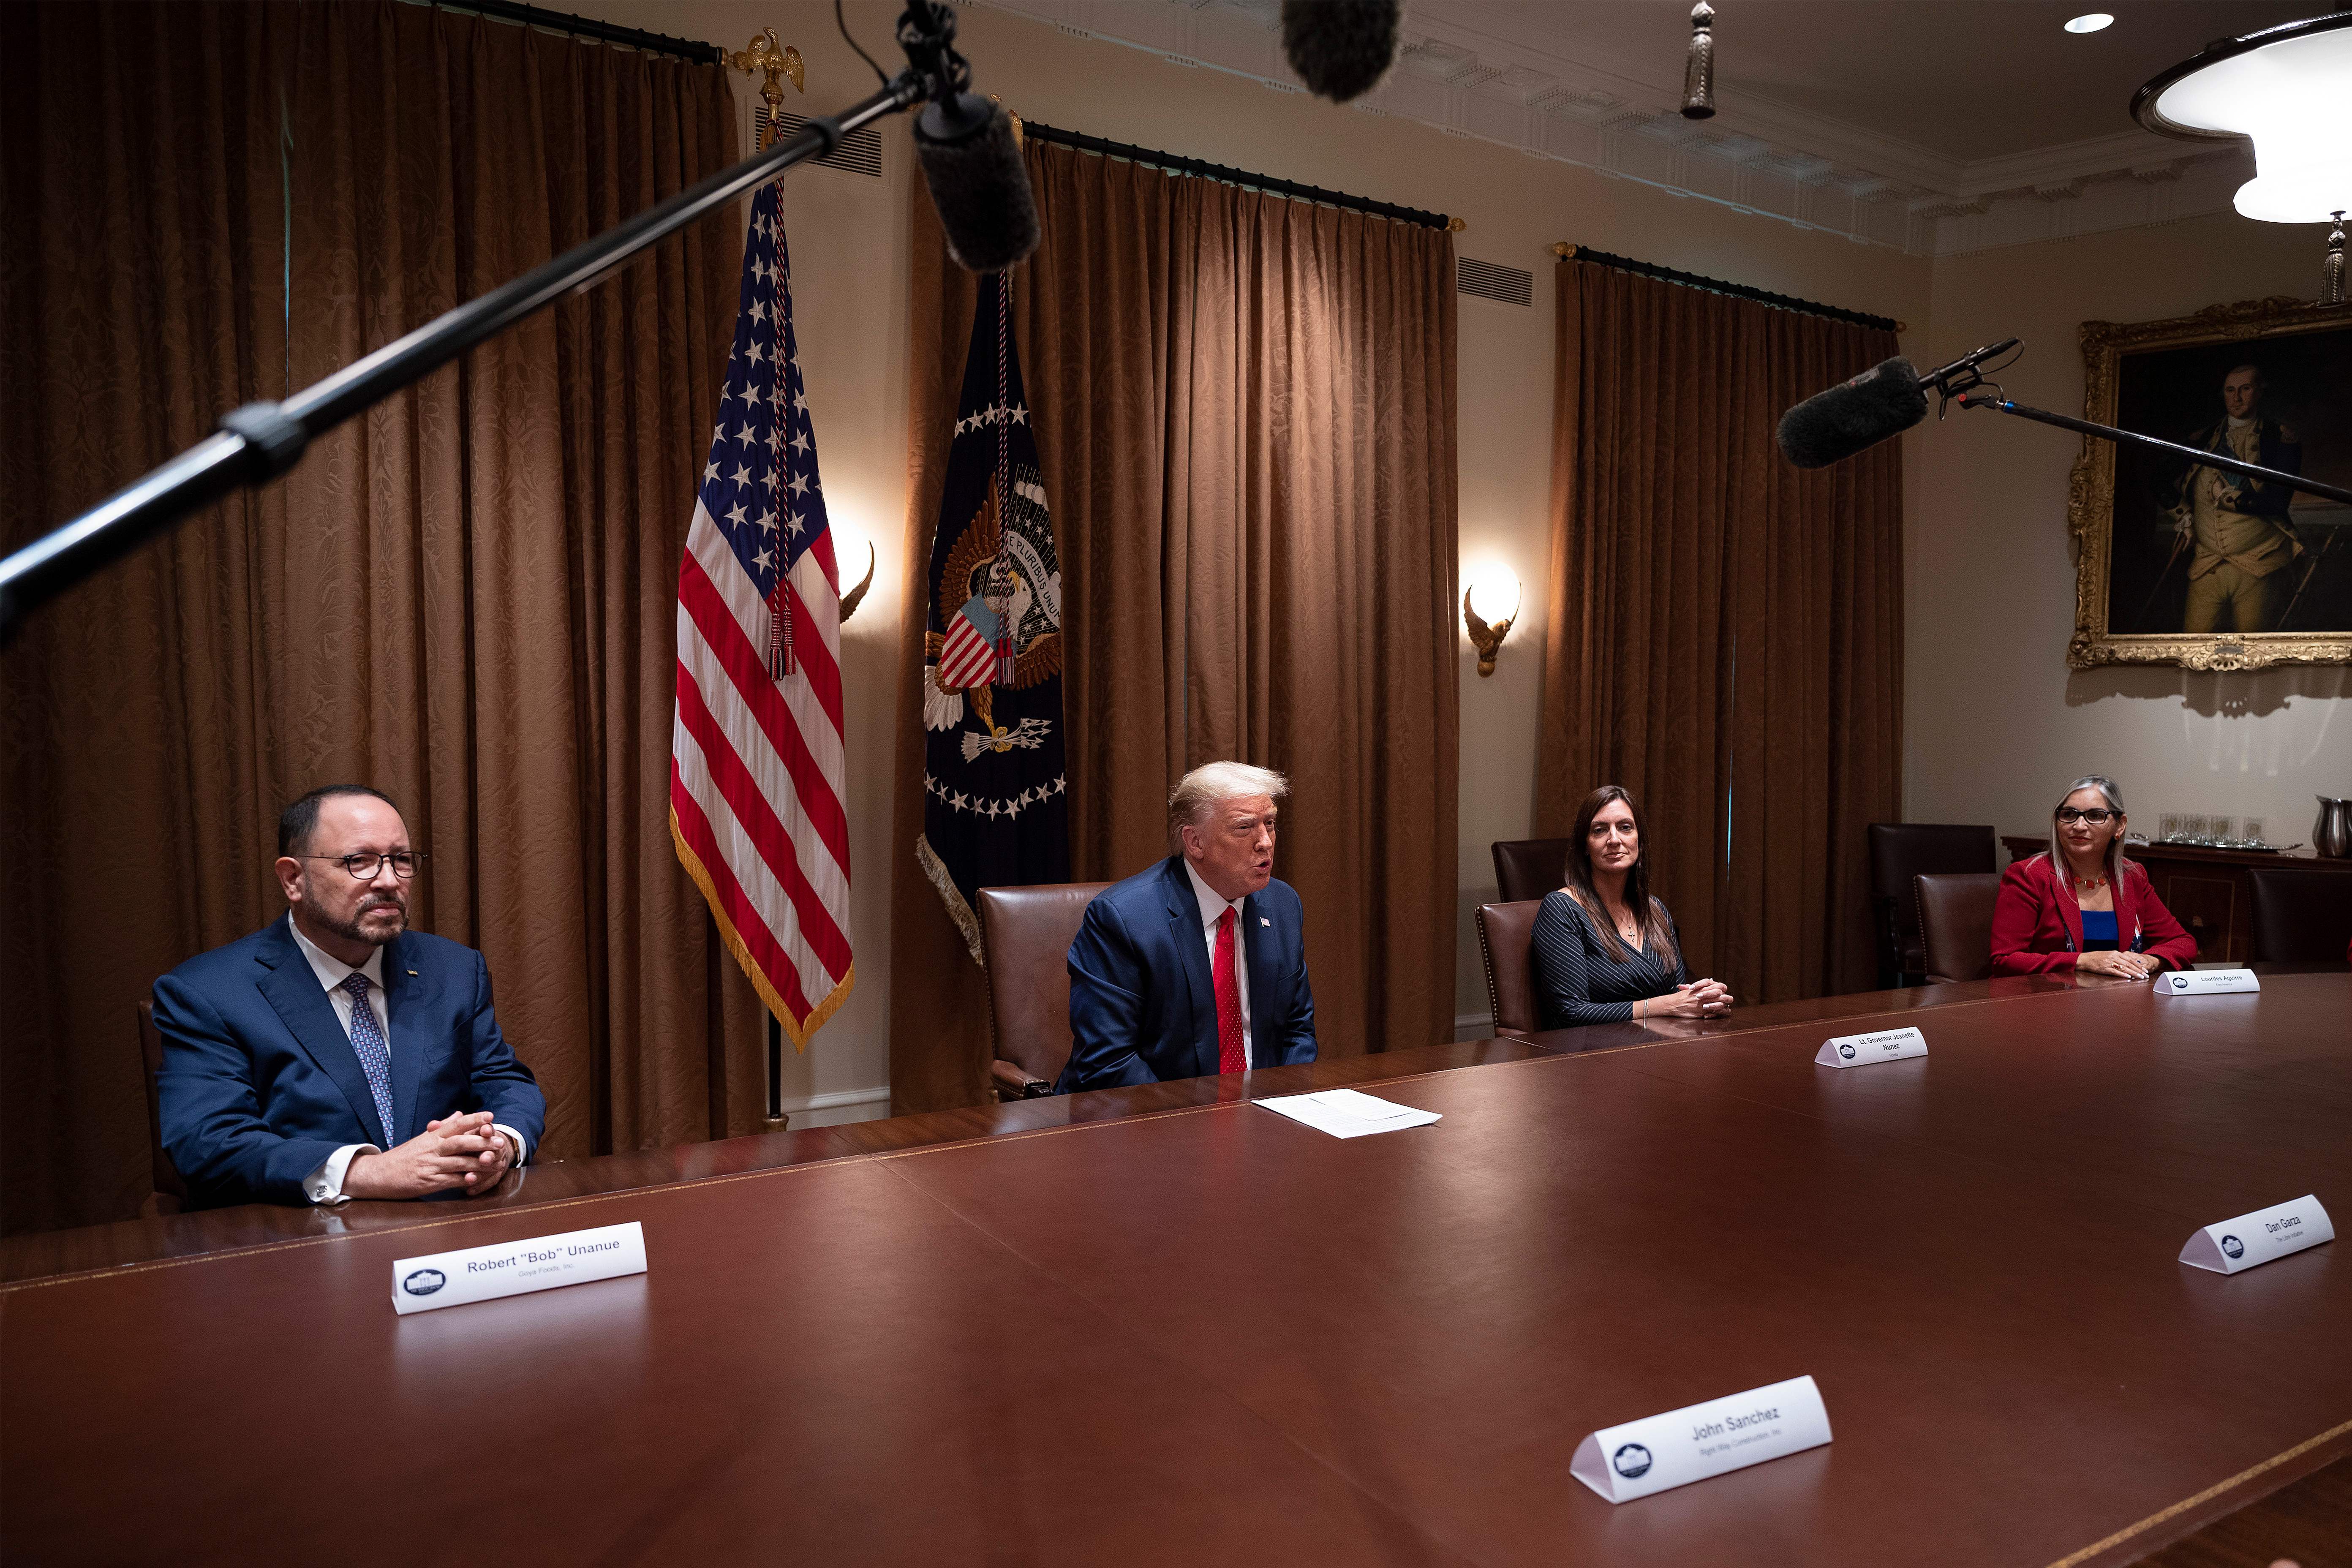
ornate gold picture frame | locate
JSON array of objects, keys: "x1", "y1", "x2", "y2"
[{"x1": 2069, "y1": 296, "x2": 2352, "y2": 671}]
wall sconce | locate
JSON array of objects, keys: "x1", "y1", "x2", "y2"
[
  {"x1": 1462, "y1": 563, "x2": 1519, "y2": 677},
  {"x1": 834, "y1": 525, "x2": 877, "y2": 621}
]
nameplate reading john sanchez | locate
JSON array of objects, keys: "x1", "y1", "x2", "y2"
[
  {"x1": 392, "y1": 1221, "x2": 647, "y2": 1315},
  {"x1": 1569, "y1": 1375, "x2": 1832, "y2": 1503}
]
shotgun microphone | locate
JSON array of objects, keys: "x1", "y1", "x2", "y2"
[
  {"x1": 1775, "y1": 338, "x2": 2019, "y2": 469},
  {"x1": 1279, "y1": 0, "x2": 1403, "y2": 103},
  {"x1": 898, "y1": 3, "x2": 1040, "y2": 273}
]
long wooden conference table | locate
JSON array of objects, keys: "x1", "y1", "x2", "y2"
[{"x1": 5, "y1": 972, "x2": 2349, "y2": 1565}]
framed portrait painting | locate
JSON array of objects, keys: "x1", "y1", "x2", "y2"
[{"x1": 2069, "y1": 296, "x2": 2352, "y2": 670}]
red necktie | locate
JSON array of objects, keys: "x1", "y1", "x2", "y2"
[{"x1": 1213, "y1": 907, "x2": 1246, "y2": 1074}]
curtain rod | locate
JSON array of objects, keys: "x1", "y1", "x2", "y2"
[
  {"x1": 424, "y1": 0, "x2": 725, "y2": 65},
  {"x1": 1552, "y1": 243, "x2": 1903, "y2": 334},
  {"x1": 1021, "y1": 120, "x2": 1459, "y2": 232}
]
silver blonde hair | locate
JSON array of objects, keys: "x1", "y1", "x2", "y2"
[
  {"x1": 1168, "y1": 761, "x2": 1289, "y2": 849},
  {"x1": 2048, "y1": 774, "x2": 2133, "y2": 885}
]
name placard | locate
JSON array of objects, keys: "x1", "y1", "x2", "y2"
[
  {"x1": 1569, "y1": 1375, "x2": 1832, "y2": 1504},
  {"x1": 2159, "y1": 968, "x2": 2260, "y2": 996},
  {"x1": 1815, "y1": 1026, "x2": 1927, "y2": 1070},
  {"x1": 2180, "y1": 1196, "x2": 2333, "y2": 1275},
  {"x1": 392, "y1": 1221, "x2": 646, "y2": 1315}
]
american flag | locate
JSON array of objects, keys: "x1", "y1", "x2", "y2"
[{"x1": 668, "y1": 178, "x2": 853, "y2": 1045}]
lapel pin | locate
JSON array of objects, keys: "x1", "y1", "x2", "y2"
[
  {"x1": 407, "y1": 970, "x2": 419, "y2": 977},
  {"x1": 1261, "y1": 917, "x2": 1271, "y2": 927}
]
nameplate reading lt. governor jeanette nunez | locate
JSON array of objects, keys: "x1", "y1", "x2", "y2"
[
  {"x1": 1569, "y1": 1376, "x2": 1832, "y2": 1503},
  {"x1": 2180, "y1": 1196, "x2": 2333, "y2": 1275},
  {"x1": 392, "y1": 1222, "x2": 647, "y2": 1315},
  {"x1": 1815, "y1": 1026, "x2": 1927, "y2": 1069}
]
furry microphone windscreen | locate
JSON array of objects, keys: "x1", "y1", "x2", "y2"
[
  {"x1": 1775, "y1": 357, "x2": 1928, "y2": 470},
  {"x1": 913, "y1": 97, "x2": 1042, "y2": 274},
  {"x1": 1280, "y1": 0, "x2": 1403, "y2": 103}
]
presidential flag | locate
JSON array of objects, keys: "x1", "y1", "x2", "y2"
[
  {"x1": 669, "y1": 176, "x2": 853, "y2": 1044},
  {"x1": 917, "y1": 272, "x2": 1070, "y2": 960}
]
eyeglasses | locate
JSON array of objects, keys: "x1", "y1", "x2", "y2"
[
  {"x1": 301, "y1": 852, "x2": 425, "y2": 880},
  {"x1": 2055, "y1": 808, "x2": 2116, "y2": 825}
]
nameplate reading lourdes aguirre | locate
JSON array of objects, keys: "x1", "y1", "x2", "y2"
[
  {"x1": 2160, "y1": 968, "x2": 2259, "y2": 995},
  {"x1": 1814, "y1": 1026, "x2": 1927, "y2": 1070},
  {"x1": 391, "y1": 1221, "x2": 648, "y2": 1315},
  {"x1": 1569, "y1": 1375, "x2": 1832, "y2": 1503},
  {"x1": 2180, "y1": 1196, "x2": 2333, "y2": 1275}
]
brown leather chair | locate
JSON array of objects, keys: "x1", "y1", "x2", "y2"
[
  {"x1": 1914, "y1": 872, "x2": 2000, "y2": 984},
  {"x1": 137, "y1": 998, "x2": 187, "y2": 1215},
  {"x1": 977, "y1": 882, "x2": 1111, "y2": 1100},
  {"x1": 2246, "y1": 868, "x2": 2352, "y2": 964},
  {"x1": 1491, "y1": 839, "x2": 1573, "y2": 905},
  {"x1": 1475, "y1": 900, "x2": 1546, "y2": 1040},
  {"x1": 1868, "y1": 823, "x2": 1996, "y2": 986}
]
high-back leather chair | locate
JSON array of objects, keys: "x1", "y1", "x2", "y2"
[
  {"x1": 1475, "y1": 900, "x2": 1546, "y2": 1040},
  {"x1": 137, "y1": 998, "x2": 187, "y2": 1215},
  {"x1": 1491, "y1": 839, "x2": 1573, "y2": 905},
  {"x1": 1915, "y1": 872, "x2": 2001, "y2": 984},
  {"x1": 2246, "y1": 868, "x2": 2352, "y2": 964},
  {"x1": 977, "y1": 882, "x2": 1111, "y2": 1099},
  {"x1": 1869, "y1": 823, "x2": 1996, "y2": 985}
]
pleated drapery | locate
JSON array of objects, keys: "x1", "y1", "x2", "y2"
[
  {"x1": 892, "y1": 140, "x2": 1460, "y2": 1112},
  {"x1": 0, "y1": 0, "x2": 752, "y2": 1233},
  {"x1": 1535, "y1": 259, "x2": 1903, "y2": 1005}
]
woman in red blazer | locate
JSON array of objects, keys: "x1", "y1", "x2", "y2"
[{"x1": 1991, "y1": 775, "x2": 2197, "y2": 978}]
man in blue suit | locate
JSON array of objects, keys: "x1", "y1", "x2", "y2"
[
  {"x1": 154, "y1": 786, "x2": 545, "y2": 1208},
  {"x1": 1058, "y1": 762, "x2": 1315, "y2": 1092}
]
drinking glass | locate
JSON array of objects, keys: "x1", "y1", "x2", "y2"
[{"x1": 2159, "y1": 813, "x2": 2183, "y2": 844}]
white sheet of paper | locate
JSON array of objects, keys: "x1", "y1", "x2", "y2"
[
  {"x1": 2159, "y1": 968, "x2": 2259, "y2": 995},
  {"x1": 1570, "y1": 1375, "x2": 1832, "y2": 1503},
  {"x1": 2180, "y1": 1195, "x2": 2333, "y2": 1274},
  {"x1": 392, "y1": 1220, "x2": 647, "y2": 1315},
  {"x1": 1815, "y1": 1026, "x2": 1927, "y2": 1069},
  {"x1": 1256, "y1": 1089, "x2": 1441, "y2": 1139}
]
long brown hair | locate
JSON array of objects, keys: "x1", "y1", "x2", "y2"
[{"x1": 1563, "y1": 785, "x2": 1679, "y2": 965}]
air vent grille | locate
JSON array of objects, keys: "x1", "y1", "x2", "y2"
[
  {"x1": 759, "y1": 108, "x2": 884, "y2": 179},
  {"x1": 1457, "y1": 257, "x2": 1533, "y2": 307}
]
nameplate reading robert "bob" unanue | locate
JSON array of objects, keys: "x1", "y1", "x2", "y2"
[{"x1": 392, "y1": 1221, "x2": 647, "y2": 1315}]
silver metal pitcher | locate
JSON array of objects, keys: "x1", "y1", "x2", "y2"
[{"x1": 2318, "y1": 796, "x2": 2352, "y2": 859}]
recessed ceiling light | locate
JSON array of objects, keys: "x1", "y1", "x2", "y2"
[{"x1": 2065, "y1": 13, "x2": 2115, "y2": 33}]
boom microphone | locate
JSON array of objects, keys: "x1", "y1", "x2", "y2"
[
  {"x1": 898, "y1": 3, "x2": 1041, "y2": 272},
  {"x1": 1775, "y1": 338, "x2": 2019, "y2": 469},
  {"x1": 1280, "y1": 0, "x2": 1403, "y2": 103}
]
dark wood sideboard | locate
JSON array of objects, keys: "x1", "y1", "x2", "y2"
[{"x1": 2001, "y1": 836, "x2": 2352, "y2": 964}]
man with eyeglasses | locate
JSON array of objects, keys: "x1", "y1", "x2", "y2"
[{"x1": 152, "y1": 785, "x2": 544, "y2": 1208}]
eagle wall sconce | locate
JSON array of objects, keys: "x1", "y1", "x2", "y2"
[{"x1": 1463, "y1": 563, "x2": 1520, "y2": 677}]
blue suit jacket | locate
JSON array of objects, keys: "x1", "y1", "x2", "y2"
[
  {"x1": 153, "y1": 916, "x2": 546, "y2": 1208},
  {"x1": 1057, "y1": 855, "x2": 1315, "y2": 1093}
]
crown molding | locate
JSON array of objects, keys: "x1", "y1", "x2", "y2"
[{"x1": 976, "y1": 0, "x2": 2257, "y2": 257}]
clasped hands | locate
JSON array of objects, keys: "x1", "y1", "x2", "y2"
[
  {"x1": 1650, "y1": 978, "x2": 1734, "y2": 1019},
  {"x1": 2076, "y1": 950, "x2": 2158, "y2": 982},
  {"x1": 343, "y1": 1111, "x2": 515, "y2": 1200}
]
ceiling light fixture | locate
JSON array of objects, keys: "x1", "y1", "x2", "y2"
[
  {"x1": 1680, "y1": 1, "x2": 1716, "y2": 119},
  {"x1": 2064, "y1": 14, "x2": 2114, "y2": 35},
  {"x1": 2134, "y1": 12, "x2": 2352, "y2": 305}
]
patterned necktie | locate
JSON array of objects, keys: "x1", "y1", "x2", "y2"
[
  {"x1": 339, "y1": 972, "x2": 397, "y2": 1145},
  {"x1": 1213, "y1": 907, "x2": 1246, "y2": 1074}
]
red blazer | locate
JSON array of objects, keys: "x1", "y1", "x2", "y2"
[{"x1": 1990, "y1": 853, "x2": 2197, "y2": 975}]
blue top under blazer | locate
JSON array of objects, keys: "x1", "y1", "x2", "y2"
[
  {"x1": 152, "y1": 915, "x2": 546, "y2": 1208},
  {"x1": 1057, "y1": 855, "x2": 1317, "y2": 1093}
]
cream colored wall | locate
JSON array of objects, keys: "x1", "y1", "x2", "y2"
[
  {"x1": 564, "y1": 0, "x2": 1937, "y2": 1100},
  {"x1": 1908, "y1": 214, "x2": 2352, "y2": 858}
]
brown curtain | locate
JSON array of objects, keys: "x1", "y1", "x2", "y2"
[
  {"x1": 0, "y1": 0, "x2": 753, "y2": 1234},
  {"x1": 891, "y1": 140, "x2": 1459, "y2": 1112},
  {"x1": 1535, "y1": 259, "x2": 1902, "y2": 1004}
]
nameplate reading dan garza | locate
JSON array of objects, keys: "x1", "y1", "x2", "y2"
[
  {"x1": 392, "y1": 1222, "x2": 647, "y2": 1315},
  {"x1": 1815, "y1": 1026, "x2": 1926, "y2": 1070},
  {"x1": 1569, "y1": 1375, "x2": 1832, "y2": 1503}
]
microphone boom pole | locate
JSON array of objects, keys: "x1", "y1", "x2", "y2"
[
  {"x1": 1952, "y1": 390, "x2": 2352, "y2": 509},
  {"x1": 0, "y1": 57, "x2": 942, "y2": 643}
]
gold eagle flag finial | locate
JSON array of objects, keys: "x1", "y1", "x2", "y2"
[{"x1": 730, "y1": 29, "x2": 805, "y2": 142}]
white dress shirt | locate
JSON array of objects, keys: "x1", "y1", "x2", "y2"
[
  {"x1": 1182, "y1": 858, "x2": 1253, "y2": 1067},
  {"x1": 286, "y1": 915, "x2": 526, "y2": 1205}
]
